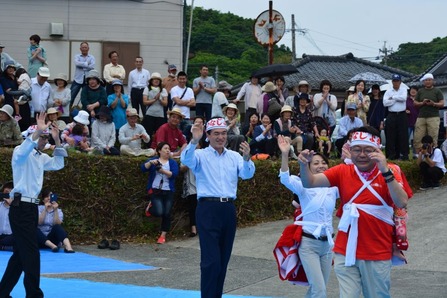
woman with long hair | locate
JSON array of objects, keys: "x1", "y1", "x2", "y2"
[{"x1": 345, "y1": 79, "x2": 370, "y2": 125}]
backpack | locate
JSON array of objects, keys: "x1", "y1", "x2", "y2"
[{"x1": 267, "y1": 93, "x2": 282, "y2": 117}]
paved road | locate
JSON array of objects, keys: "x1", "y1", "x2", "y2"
[{"x1": 51, "y1": 186, "x2": 447, "y2": 297}]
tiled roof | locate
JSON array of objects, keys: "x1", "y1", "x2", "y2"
[
  {"x1": 410, "y1": 52, "x2": 447, "y2": 87},
  {"x1": 283, "y1": 53, "x2": 415, "y2": 91}
]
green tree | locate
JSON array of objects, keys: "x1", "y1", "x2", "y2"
[
  {"x1": 387, "y1": 37, "x2": 447, "y2": 74},
  {"x1": 185, "y1": 6, "x2": 293, "y2": 83}
]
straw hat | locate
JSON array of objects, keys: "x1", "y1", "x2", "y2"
[
  {"x1": 222, "y1": 103, "x2": 239, "y2": 115},
  {"x1": 46, "y1": 107, "x2": 58, "y2": 115},
  {"x1": 167, "y1": 107, "x2": 185, "y2": 118},
  {"x1": 280, "y1": 105, "x2": 293, "y2": 115},
  {"x1": 261, "y1": 81, "x2": 276, "y2": 93},
  {"x1": 149, "y1": 72, "x2": 162, "y2": 81},
  {"x1": 126, "y1": 108, "x2": 139, "y2": 117}
]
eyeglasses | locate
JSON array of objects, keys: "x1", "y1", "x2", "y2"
[{"x1": 350, "y1": 146, "x2": 376, "y2": 155}]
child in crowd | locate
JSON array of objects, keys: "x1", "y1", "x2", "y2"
[
  {"x1": 8, "y1": 68, "x2": 32, "y2": 121},
  {"x1": 68, "y1": 123, "x2": 93, "y2": 153},
  {"x1": 340, "y1": 128, "x2": 357, "y2": 164},
  {"x1": 317, "y1": 128, "x2": 331, "y2": 156}
]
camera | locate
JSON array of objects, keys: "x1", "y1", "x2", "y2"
[
  {"x1": 50, "y1": 193, "x2": 58, "y2": 203},
  {"x1": 154, "y1": 160, "x2": 162, "y2": 171}
]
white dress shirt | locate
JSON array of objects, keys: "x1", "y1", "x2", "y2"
[
  {"x1": 128, "y1": 68, "x2": 150, "y2": 89},
  {"x1": 383, "y1": 85, "x2": 407, "y2": 112}
]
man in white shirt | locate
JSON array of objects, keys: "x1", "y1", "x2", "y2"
[
  {"x1": 30, "y1": 67, "x2": 53, "y2": 118},
  {"x1": 193, "y1": 65, "x2": 216, "y2": 121},
  {"x1": 128, "y1": 56, "x2": 150, "y2": 115},
  {"x1": 383, "y1": 74, "x2": 409, "y2": 160},
  {"x1": 211, "y1": 81, "x2": 232, "y2": 118},
  {"x1": 234, "y1": 74, "x2": 262, "y2": 125},
  {"x1": 171, "y1": 71, "x2": 195, "y2": 133},
  {"x1": 70, "y1": 42, "x2": 95, "y2": 107},
  {"x1": 0, "y1": 44, "x2": 22, "y2": 72}
]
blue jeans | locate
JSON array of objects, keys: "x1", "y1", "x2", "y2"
[
  {"x1": 150, "y1": 190, "x2": 174, "y2": 232},
  {"x1": 298, "y1": 237, "x2": 333, "y2": 298},
  {"x1": 70, "y1": 81, "x2": 84, "y2": 107}
]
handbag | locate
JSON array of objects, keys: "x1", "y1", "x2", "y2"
[{"x1": 267, "y1": 95, "x2": 282, "y2": 117}]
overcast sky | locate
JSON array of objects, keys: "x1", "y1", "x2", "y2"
[{"x1": 190, "y1": 0, "x2": 447, "y2": 61}]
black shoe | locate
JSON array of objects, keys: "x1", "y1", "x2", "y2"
[
  {"x1": 51, "y1": 247, "x2": 59, "y2": 253},
  {"x1": 109, "y1": 239, "x2": 120, "y2": 250},
  {"x1": 419, "y1": 183, "x2": 431, "y2": 190},
  {"x1": 432, "y1": 182, "x2": 441, "y2": 189},
  {"x1": 64, "y1": 248, "x2": 75, "y2": 253},
  {"x1": 188, "y1": 232, "x2": 197, "y2": 238},
  {"x1": 98, "y1": 239, "x2": 109, "y2": 249}
]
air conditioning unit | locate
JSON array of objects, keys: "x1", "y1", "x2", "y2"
[{"x1": 50, "y1": 23, "x2": 64, "y2": 36}]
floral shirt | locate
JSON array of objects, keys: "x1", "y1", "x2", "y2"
[{"x1": 293, "y1": 107, "x2": 315, "y2": 133}]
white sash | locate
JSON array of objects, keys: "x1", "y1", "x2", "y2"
[
  {"x1": 338, "y1": 166, "x2": 394, "y2": 266},
  {"x1": 294, "y1": 188, "x2": 335, "y2": 248}
]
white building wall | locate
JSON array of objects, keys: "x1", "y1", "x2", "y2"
[{"x1": 0, "y1": 0, "x2": 184, "y2": 80}]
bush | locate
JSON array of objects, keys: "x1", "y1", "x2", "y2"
[{"x1": 0, "y1": 148, "x2": 430, "y2": 243}]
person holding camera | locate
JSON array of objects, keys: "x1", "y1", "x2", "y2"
[
  {"x1": 0, "y1": 112, "x2": 67, "y2": 298},
  {"x1": 141, "y1": 142, "x2": 179, "y2": 244},
  {"x1": 416, "y1": 135, "x2": 446, "y2": 190},
  {"x1": 37, "y1": 188, "x2": 75, "y2": 253},
  {"x1": 0, "y1": 181, "x2": 14, "y2": 251}
]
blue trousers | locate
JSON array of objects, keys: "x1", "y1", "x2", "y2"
[
  {"x1": 196, "y1": 201, "x2": 236, "y2": 298},
  {"x1": 150, "y1": 191, "x2": 174, "y2": 232},
  {"x1": 70, "y1": 81, "x2": 84, "y2": 107},
  {"x1": 0, "y1": 202, "x2": 43, "y2": 298},
  {"x1": 37, "y1": 224, "x2": 68, "y2": 247}
]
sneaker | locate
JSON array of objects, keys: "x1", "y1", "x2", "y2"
[
  {"x1": 432, "y1": 182, "x2": 441, "y2": 190},
  {"x1": 157, "y1": 235, "x2": 166, "y2": 244},
  {"x1": 419, "y1": 183, "x2": 431, "y2": 190}
]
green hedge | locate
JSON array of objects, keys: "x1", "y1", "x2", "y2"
[{"x1": 0, "y1": 148, "x2": 429, "y2": 243}]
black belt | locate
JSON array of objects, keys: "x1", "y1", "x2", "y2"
[
  {"x1": 302, "y1": 232, "x2": 334, "y2": 242},
  {"x1": 199, "y1": 197, "x2": 234, "y2": 203},
  {"x1": 132, "y1": 87, "x2": 145, "y2": 90},
  {"x1": 388, "y1": 111, "x2": 405, "y2": 114}
]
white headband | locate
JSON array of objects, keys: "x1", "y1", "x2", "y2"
[
  {"x1": 350, "y1": 131, "x2": 381, "y2": 148},
  {"x1": 420, "y1": 73, "x2": 434, "y2": 82},
  {"x1": 206, "y1": 118, "x2": 228, "y2": 132}
]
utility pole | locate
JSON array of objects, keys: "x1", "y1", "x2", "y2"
[
  {"x1": 379, "y1": 41, "x2": 393, "y2": 66},
  {"x1": 184, "y1": 0, "x2": 194, "y2": 73},
  {"x1": 291, "y1": 14, "x2": 296, "y2": 63}
]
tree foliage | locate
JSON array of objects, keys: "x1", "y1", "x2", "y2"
[
  {"x1": 185, "y1": 6, "x2": 293, "y2": 85},
  {"x1": 386, "y1": 37, "x2": 447, "y2": 74}
]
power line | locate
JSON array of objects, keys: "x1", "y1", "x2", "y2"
[{"x1": 306, "y1": 29, "x2": 378, "y2": 51}]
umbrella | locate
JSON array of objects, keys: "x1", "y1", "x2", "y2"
[
  {"x1": 379, "y1": 80, "x2": 409, "y2": 92},
  {"x1": 349, "y1": 72, "x2": 388, "y2": 84},
  {"x1": 252, "y1": 64, "x2": 298, "y2": 78}
]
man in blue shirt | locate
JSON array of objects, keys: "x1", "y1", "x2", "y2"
[
  {"x1": 0, "y1": 112, "x2": 67, "y2": 298},
  {"x1": 181, "y1": 117, "x2": 255, "y2": 298},
  {"x1": 70, "y1": 42, "x2": 96, "y2": 107}
]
